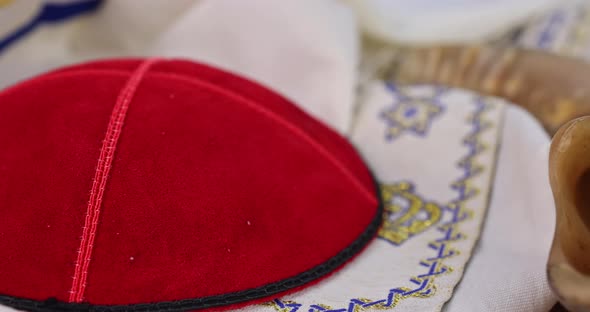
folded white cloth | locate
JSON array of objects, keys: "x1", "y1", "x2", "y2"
[
  {"x1": 150, "y1": 0, "x2": 359, "y2": 135},
  {"x1": 444, "y1": 105, "x2": 556, "y2": 312}
]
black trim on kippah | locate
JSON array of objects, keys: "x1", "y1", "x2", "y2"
[{"x1": 0, "y1": 172, "x2": 384, "y2": 312}]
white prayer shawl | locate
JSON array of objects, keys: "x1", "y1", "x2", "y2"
[{"x1": 149, "y1": 0, "x2": 359, "y2": 135}]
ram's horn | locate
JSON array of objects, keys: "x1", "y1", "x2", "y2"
[
  {"x1": 391, "y1": 45, "x2": 590, "y2": 135},
  {"x1": 548, "y1": 116, "x2": 590, "y2": 311}
]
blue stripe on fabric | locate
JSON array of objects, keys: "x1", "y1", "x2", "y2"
[{"x1": 0, "y1": 0, "x2": 102, "y2": 53}]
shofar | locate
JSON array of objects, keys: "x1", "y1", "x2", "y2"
[
  {"x1": 549, "y1": 117, "x2": 590, "y2": 311},
  {"x1": 392, "y1": 45, "x2": 590, "y2": 135}
]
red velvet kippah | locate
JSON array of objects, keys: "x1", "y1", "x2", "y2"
[{"x1": 0, "y1": 59, "x2": 382, "y2": 311}]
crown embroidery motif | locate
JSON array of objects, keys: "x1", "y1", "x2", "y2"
[{"x1": 379, "y1": 182, "x2": 442, "y2": 246}]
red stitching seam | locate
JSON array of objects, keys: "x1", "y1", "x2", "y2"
[{"x1": 68, "y1": 59, "x2": 159, "y2": 303}]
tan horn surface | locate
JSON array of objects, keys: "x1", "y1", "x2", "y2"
[
  {"x1": 548, "y1": 117, "x2": 590, "y2": 311},
  {"x1": 393, "y1": 45, "x2": 590, "y2": 135}
]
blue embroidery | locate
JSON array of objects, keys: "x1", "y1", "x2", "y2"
[
  {"x1": 536, "y1": 10, "x2": 567, "y2": 49},
  {"x1": 268, "y1": 96, "x2": 498, "y2": 312},
  {"x1": 380, "y1": 83, "x2": 446, "y2": 141},
  {"x1": 0, "y1": 0, "x2": 102, "y2": 53}
]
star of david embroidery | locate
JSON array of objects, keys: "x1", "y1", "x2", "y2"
[{"x1": 380, "y1": 83, "x2": 445, "y2": 141}]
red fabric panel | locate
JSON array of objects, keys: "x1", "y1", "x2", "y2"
[
  {"x1": 0, "y1": 73, "x2": 127, "y2": 300},
  {"x1": 45, "y1": 59, "x2": 375, "y2": 192},
  {"x1": 0, "y1": 60, "x2": 379, "y2": 306}
]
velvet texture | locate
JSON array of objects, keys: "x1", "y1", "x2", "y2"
[{"x1": 0, "y1": 59, "x2": 379, "y2": 308}]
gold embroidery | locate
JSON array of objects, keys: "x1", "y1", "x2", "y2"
[
  {"x1": 381, "y1": 84, "x2": 445, "y2": 140},
  {"x1": 379, "y1": 182, "x2": 442, "y2": 245},
  {"x1": 353, "y1": 298, "x2": 393, "y2": 311},
  {"x1": 314, "y1": 304, "x2": 334, "y2": 310},
  {"x1": 264, "y1": 300, "x2": 299, "y2": 312},
  {"x1": 382, "y1": 100, "x2": 442, "y2": 139},
  {"x1": 561, "y1": 10, "x2": 590, "y2": 55}
]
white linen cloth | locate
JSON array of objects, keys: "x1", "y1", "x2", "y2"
[{"x1": 149, "y1": 0, "x2": 359, "y2": 135}]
